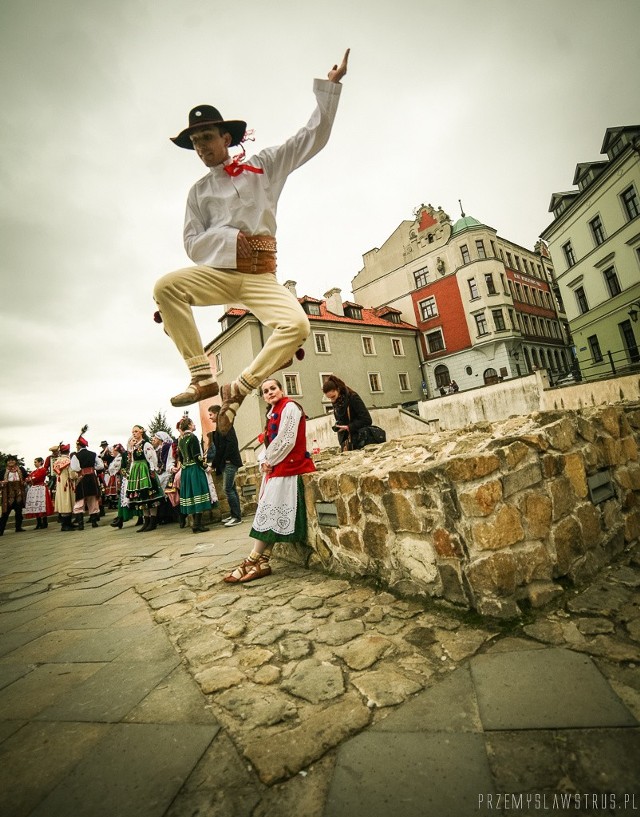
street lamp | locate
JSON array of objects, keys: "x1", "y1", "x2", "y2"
[{"x1": 629, "y1": 301, "x2": 640, "y2": 322}]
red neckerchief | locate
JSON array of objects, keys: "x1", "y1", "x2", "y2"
[{"x1": 223, "y1": 146, "x2": 264, "y2": 177}]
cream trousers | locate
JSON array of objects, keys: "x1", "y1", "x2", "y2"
[{"x1": 153, "y1": 266, "x2": 310, "y2": 389}]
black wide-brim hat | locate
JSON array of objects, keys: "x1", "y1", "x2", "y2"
[{"x1": 171, "y1": 105, "x2": 247, "y2": 150}]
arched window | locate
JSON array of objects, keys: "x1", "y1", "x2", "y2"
[
  {"x1": 532, "y1": 348, "x2": 540, "y2": 368},
  {"x1": 434, "y1": 365, "x2": 450, "y2": 389},
  {"x1": 483, "y1": 367, "x2": 499, "y2": 385}
]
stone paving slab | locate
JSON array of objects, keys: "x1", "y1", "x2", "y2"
[
  {"x1": 35, "y1": 654, "x2": 181, "y2": 722},
  {"x1": 0, "y1": 721, "x2": 111, "y2": 817},
  {"x1": 470, "y1": 647, "x2": 638, "y2": 730},
  {"x1": 325, "y1": 731, "x2": 495, "y2": 817},
  {"x1": 0, "y1": 662, "x2": 106, "y2": 720},
  {"x1": 26, "y1": 723, "x2": 218, "y2": 817}
]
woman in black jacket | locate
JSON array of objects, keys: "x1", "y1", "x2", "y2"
[{"x1": 322, "y1": 375, "x2": 372, "y2": 451}]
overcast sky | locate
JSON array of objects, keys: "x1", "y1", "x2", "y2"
[{"x1": 1, "y1": 0, "x2": 639, "y2": 465}]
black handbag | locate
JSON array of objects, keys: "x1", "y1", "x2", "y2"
[{"x1": 354, "y1": 425, "x2": 387, "y2": 449}]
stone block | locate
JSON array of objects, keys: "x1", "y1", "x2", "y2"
[
  {"x1": 513, "y1": 541, "x2": 553, "y2": 583},
  {"x1": 597, "y1": 406, "x2": 622, "y2": 437},
  {"x1": 346, "y1": 494, "x2": 362, "y2": 524},
  {"x1": 562, "y1": 452, "x2": 588, "y2": 498},
  {"x1": 544, "y1": 417, "x2": 577, "y2": 451},
  {"x1": 337, "y1": 528, "x2": 362, "y2": 553},
  {"x1": 433, "y1": 528, "x2": 463, "y2": 559},
  {"x1": 388, "y1": 469, "x2": 423, "y2": 489},
  {"x1": 575, "y1": 502, "x2": 602, "y2": 548},
  {"x1": 498, "y1": 440, "x2": 530, "y2": 469},
  {"x1": 391, "y1": 535, "x2": 438, "y2": 584},
  {"x1": 362, "y1": 521, "x2": 389, "y2": 560},
  {"x1": 522, "y1": 492, "x2": 552, "y2": 539},
  {"x1": 552, "y1": 515, "x2": 584, "y2": 575},
  {"x1": 502, "y1": 462, "x2": 543, "y2": 498},
  {"x1": 458, "y1": 479, "x2": 502, "y2": 517},
  {"x1": 523, "y1": 580, "x2": 564, "y2": 608},
  {"x1": 338, "y1": 473, "x2": 358, "y2": 494},
  {"x1": 471, "y1": 504, "x2": 525, "y2": 551},
  {"x1": 382, "y1": 492, "x2": 421, "y2": 532},
  {"x1": 317, "y1": 473, "x2": 340, "y2": 500},
  {"x1": 597, "y1": 436, "x2": 622, "y2": 466},
  {"x1": 548, "y1": 476, "x2": 575, "y2": 522},
  {"x1": 445, "y1": 453, "x2": 500, "y2": 482},
  {"x1": 616, "y1": 464, "x2": 640, "y2": 490},
  {"x1": 439, "y1": 560, "x2": 471, "y2": 606},
  {"x1": 541, "y1": 453, "x2": 562, "y2": 478},
  {"x1": 624, "y1": 509, "x2": 640, "y2": 544},
  {"x1": 576, "y1": 415, "x2": 598, "y2": 442},
  {"x1": 465, "y1": 551, "x2": 517, "y2": 596},
  {"x1": 360, "y1": 474, "x2": 386, "y2": 495},
  {"x1": 621, "y1": 435, "x2": 639, "y2": 462}
]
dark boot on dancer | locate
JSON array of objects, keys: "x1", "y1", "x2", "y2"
[
  {"x1": 61, "y1": 515, "x2": 75, "y2": 532},
  {"x1": 42, "y1": 516, "x2": 48, "y2": 528},
  {"x1": 135, "y1": 515, "x2": 144, "y2": 526},
  {"x1": 179, "y1": 514, "x2": 187, "y2": 529},
  {"x1": 110, "y1": 517, "x2": 123, "y2": 528},
  {"x1": 75, "y1": 513, "x2": 85, "y2": 531},
  {"x1": 90, "y1": 513, "x2": 100, "y2": 528},
  {"x1": 35, "y1": 518, "x2": 42, "y2": 530},
  {"x1": 192, "y1": 513, "x2": 209, "y2": 534},
  {"x1": 137, "y1": 516, "x2": 150, "y2": 533}
]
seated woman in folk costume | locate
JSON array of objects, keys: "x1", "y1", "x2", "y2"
[{"x1": 224, "y1": 378, "x2": 315, "y2": 584}]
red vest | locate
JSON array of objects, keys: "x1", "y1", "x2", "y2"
[{"x1": 265, "y1": 397, "x2": 316, "y2": 478}]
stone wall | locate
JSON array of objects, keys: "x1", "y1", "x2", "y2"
[{"x1": 237, "y1": 403, "x2": 640, "y2": 619}]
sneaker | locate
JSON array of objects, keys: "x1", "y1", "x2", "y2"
[
  {"x1": 224, "y1": 517, "x2": 242, "y2": 527},
  {"x1": 221, "y1": 516, "x2": 232, "y2": 523}
]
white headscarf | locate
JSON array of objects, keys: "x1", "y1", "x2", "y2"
[{"x1": 153, "y1": 431, "x2": 173, "y2": 444}]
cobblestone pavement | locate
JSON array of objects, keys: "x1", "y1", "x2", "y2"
[{"x1": 0, "y1": 515, "x2": 639, "y2": 816}]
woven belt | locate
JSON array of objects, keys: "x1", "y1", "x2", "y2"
[
  {"x1": 236, "y1": 235, "x2": 277, "y2": 274},
  {"x1": 80, "y1": 467, "x2": 95, "y2": 475}
]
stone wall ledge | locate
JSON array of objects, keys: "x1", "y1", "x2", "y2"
[{"x1": 235, "y1": 403, "x2": 640, "y2": 619}]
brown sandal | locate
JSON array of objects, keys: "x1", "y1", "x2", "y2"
[
  {"x1": 238, "y1": 558, "x2": 272, "y2": 583},
  {"x1": 223, "y1": 559, "x2": 252, "y2": 584},
  {"x1": 171, "y1": 379, "x2": 219, "y2": 408},
  {"x1": 218, "y1": 383, "x2": 246, "y2": 433}
]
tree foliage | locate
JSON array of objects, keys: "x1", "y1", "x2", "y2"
[{"x1": 147, "y1": 410, "x2": 174, "y2": 439}]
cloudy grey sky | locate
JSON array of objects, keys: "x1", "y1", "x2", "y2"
[{"x1": 1, "y1": 0, "x2": 639, "y2": 465}]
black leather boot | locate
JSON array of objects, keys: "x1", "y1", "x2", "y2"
[
  {"x1": 35, "y1": 518, "x2": 42, "y2": 530},
  {"x1": 192, "y1": 513, "x2": 209, "y2": 534},
  {"x1": 42, "y1": 517, "x2": 48, "y2": 528},
  {"x1": 90, "y1": 514, "x2": 100, "y2": 528},
  {"x1": 137, "y1": 517, "x2": 150, "y2": 533},
  {"x1": 75, "y1": 513, "x2": 85, "y2": 530}
]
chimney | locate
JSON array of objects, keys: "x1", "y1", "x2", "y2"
[
  {"x1": 283, "y1": 280, "x2": 298, "y2": 299},
  {"x1": 324, "y1": 287, "x2": 344, "y2": 317}
]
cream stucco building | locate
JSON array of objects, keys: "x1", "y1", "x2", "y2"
[{"x1": 540, "y1": 125, "x2": 640, "y2": 379}]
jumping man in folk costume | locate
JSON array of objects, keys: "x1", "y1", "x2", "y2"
[{"x1": 153, "y1": 49, "x2": 350, "y2": 433}]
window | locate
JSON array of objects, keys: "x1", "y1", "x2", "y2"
[
  {"x1": 589, "y1": 215, "x2": 606, "y2": 246},
  {"x1": 490, "y1": 240, "x2": 496, "y2": 256},
  {"x1": 515, "y1": 282, "x2": 523, "y2": 301},
  {"x1": 214, "y1": 351, "x2": 223, "y2": 374},
  {"x1": 414, "y1": 267, "x2": 429, "y2": 288},
  {"x1": 368, "y1": 373, "x2": 383, "y2": 393},
  {"x1": 484, "y1": 273, "x2": 497, "y2": 295},
  {"x1": 621, "y1": 185, "x2": 640, "y2": 221},
  {"x1": 620, "y1": 320, "x2": 640, "y2": 363},
  {"x1": 320, "y1": 372, "x2": 334, "y2": 401},
  {"x1": 562, "y1": 241, "x2": 576, "y2": 267},
  {"x1": 475, "y1": 240, "x2": 486, "y2": 259},
  {"x1": 284, "y1": 373, "x2": 301, "y2": 396},
  {"x1": 434, "y1": 364, "x2": 450, "y2": 389},
  {"x1": 515, "y1": 256, "x2": 521, "y2": 271},
  {"x1": 419, "y1": 296, "x2": 438, "y2": 320},
  {"x1": 361, "y1": 336, "x2": 376, "y2": 355},
  {"x1": 475, "y1": 313, "x2": 489, "y2": 336},
  {"x1": 425, "y1": 329, "x2": 445, "y2": 353},
  {"x1": 468, "y1": 278, "x2": 479, "y2": 299},
  {"x1": 314, "y1": 332, "x2": 330, "y2": 353},
  {"x1": 303, "y1": 302, "x2": 321, "y2": 316},
  {"x1": 506, "y1": 252, "x2": 513, "y2": 268},
  {"x1": 603, "y1": 266, "x2": 621, "y2": 298},
  {"x1": 391, "y1": 337, "x2": 405, "y2": 356},
  {"x1": 588, "y1": 335, "x2": 603, "y2": 363},
  {"x1": 398, "y1": 373, "x2": 411, "y2": 391},
  {"x1": 461, "y1": 244, "x2": 470, "y2": 264},
  {"x1": 492, "y1": 309, "x2": 506, "y2": 331},
  {"x1": 345, "y1": 305, "x2": 363, "y2": 320},
  {"x1": 575, "y1": 286, "x2": 589, "y2": 314}
]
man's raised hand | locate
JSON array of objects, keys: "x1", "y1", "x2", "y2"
[{"x1": 328, "y1": 48, "x2": 350, "y2": 83}]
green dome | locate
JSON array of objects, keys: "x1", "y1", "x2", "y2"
[{"x1": 451, "y1": 215, "x2": 482, "y2": 235}]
